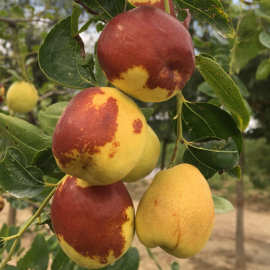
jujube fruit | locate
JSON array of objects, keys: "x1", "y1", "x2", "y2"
[
  {"x1": 51, "y1": 175, "x2": 135, "y2": 269},
  {"x1": 124, "y1": 125, "x2": 160, "y2": 182},
  {"x1": 97, "y1": 6, "x2": 195, "y2": 102},
  {"x1": 52, "y1": 87, "x2": 147, "y2": 186},
  {"x1": 135, "y1": 163, "x2": 215, "y2": 258},
  {"x1": 6, "y1": 81, "x2": 39, "y2": 113}
]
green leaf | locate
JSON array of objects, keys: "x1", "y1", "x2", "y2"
[
  {"x1": 39, "y1": 16, "x2": 93, "y2": 89},
  {"x1": 100, "y1": 247, "x2": 140, "y2": 270},
  {"x1": 78, "y1": 0, "x2": 133, "y2": 21},
  {"x1": 141, "y1": 107, "x2": 155, "y2": 120},
  {"x1": 231, "y1": 75, "x2": 250, "y2": 98},
  {"x1": 18, "y1": 234, "x2": 49, "y2": 270},
  {"x1": 183, "y1": 138, "x2": 239, "y2": 179},
  {"x1": 255, "y1": 1, "x2": 270, "y2": 23},
  {"x1": 227, "y1": 165, "x2": 241, "y2": 179},
  {"x1": 0, "y1": 113, "x2": 51, "y2": 163},
  {"x1": 94, "y1": 51, "x2": 108, "y2": 86},
  {"x1": 0, "y1": 225, "x2": 21, "y2": 255},
  {"x1": 78, "y1": 18, "x2": 100, "y2": 34},
  {"x1": 0, "y1": 148, "x2": 44, "y2": 198},
  {"x1": 196, "y1": 55, "x2": 250, "y2": 131},
  {"x1": 213, "y1": 194, "x2": 234, "y2": 214},
  {"x1": 71, "y1": 3, "x2": 82, "y2": 36},
  {"x1": 171, "y1": 261, "x2": 180, "y2": 270},
  {"x1": 198, "y1": 81, "x2": 216, "y2": 98},
  {"x1": 174, "y1": 0, "x2": 234, "y2": 38},
  {"x1": 51, "y1": 247, "x2": 73, "y2": 270},
  {"x1": 231, "y1": 11, "x2": 263, "y2": 73},
  {"x1": 183, "y1": 149, "x2": 217, "y2": 179},
  {"x1": 190, "y1": 139, "x2": 239, "y2": 170},
  {"x1": 33, "y1": 148, "x2": 63, "y2": 179},
  {"x1": 256, "y1": 59, "x2": 270, "y2": 80},
  {"x1": 38, "y1": 102, "x2": 68, "y2": 136},
  {"x1": 259, "y1": 31, "x2": 270, "y2": 49},
  {"x1": 182, "y1": 102, "x2": 243, "y2": 153}
]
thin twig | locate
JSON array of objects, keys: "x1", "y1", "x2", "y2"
[
  {"x1": 74, "y1": 0, "x2": 99, "y2": 15},
  {"x1": 146, "y1": 248, "x2": 163, "y2": 270},
  {"x1": 0, "y1": 187, "x2": 57, "y2": 269}
]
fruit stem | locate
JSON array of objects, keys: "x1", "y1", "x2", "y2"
[
  {"x1": 164, "y1": 0, "x2": 171, "y2": 14},
  {"x1": 0, "y1": 239, "x2": 19, "y2": 270},
  {"x1": 146, "y1": 247, "x2": 163, "y2": 270},
  {"x1": 169, "y1": 92, "x2": 187, "y2": 167},
  {"x1": 0, "y1": 187, "x2": 57, "y2": 269}
]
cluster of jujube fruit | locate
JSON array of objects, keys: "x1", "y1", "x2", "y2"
[{"x1": 50, "y1": 1, "x2": 215, "y2": 269}]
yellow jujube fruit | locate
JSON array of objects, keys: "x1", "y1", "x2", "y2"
[
  {"x1": 124, "y1": 125, "x2": 160, "y2": 182},
  {"x1": 135, "y1": 163, "x2": 215, "y2": 258},
  {"x1": 6, "y1": 81, "x2": 39, "y2": 113}
]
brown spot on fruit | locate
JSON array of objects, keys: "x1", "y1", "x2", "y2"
[
  {"x1": 109, "y1": 141, "x2": 120, "y2": 158},
  {"x1": 51, "y1": 176, "x2": 133, "y2": 262},
  {"x1": 97, "y1": 6, "x2": 195, "y2": 95},
  {"x1": 52, "y1": 87, "x2": 118, "y2": 166},
  {"x1": 133, "y1": 119, "x2": 143, "y2": 134}
]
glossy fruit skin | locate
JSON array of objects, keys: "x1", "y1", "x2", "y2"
[
  {"x1": 0, "y1": 196, "x2": 5, "y2": 212},
  {"x1": 51, "y1": 175, "x2": 135, "y2": 269},
  {"x1": 97, "y1": 6, "x2": 195, "y2": 102},
  {"x1": 6, "y1": 81, "x2": 39, "y2": 113},
  {"x1": 128, "y1": 0, "x2": 175, "y2": 16},
  {"x1": 52, "y1": 87, "x2": 147, "y2": 186},
  {"x1": 124, "y1": 125, "x2": 160, "y2": 182},
  {"x1": 135, "y1": 163, "x2": 215, "y2": 258}
]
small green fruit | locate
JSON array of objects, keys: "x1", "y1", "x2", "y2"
[{"x1": 6, "y1": 81, "x2": 39, "y2": 113}]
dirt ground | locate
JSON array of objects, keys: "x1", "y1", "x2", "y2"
[{"x1": 0, "y1": 178, "x2": 270, "y2": 270}]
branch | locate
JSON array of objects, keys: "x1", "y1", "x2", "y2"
[{"x1": 74, "y1": 0, "x2": 99, "y2": 15}]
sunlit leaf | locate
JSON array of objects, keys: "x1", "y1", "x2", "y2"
[
  {"x1": 0, "y1": 113, "x2": 51, "y2": 163},
  {"x1": 259, "y1": 31, "x2": 270, "y2": 49},
  {"x1": 196, "y1": 55, "x2": 250, "y2": 131},
  {"x1": 256, "y1": 58, "x2": 270, "y2": 80},
  {"x1": 231, "y1": 11, "x2": 263, "y2": 73},
  {"x1": 213, "y1": 194, "x2": 234, "y2": 214},
  {"x1": 174, "y1": 0, "x2": 234, "y2": 38}
]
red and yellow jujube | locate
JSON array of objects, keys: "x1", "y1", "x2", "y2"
[
  {"x1": 51, "y1": 175, "x2": 135, "y2": 269},
  {"x1": 52, "y1": 87, "x2": 147, "y2": 186},
  {"x1": 97, "y1": 6, "x2": 195, "y2": 102}
]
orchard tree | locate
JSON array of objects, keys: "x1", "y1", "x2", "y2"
[{"x1": 0, "y1": 0, "x2": 255, "y2": 270}]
